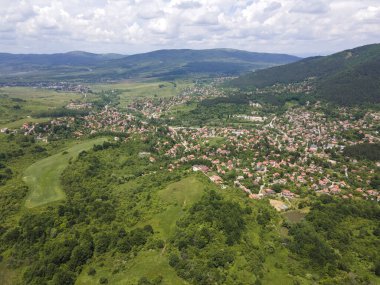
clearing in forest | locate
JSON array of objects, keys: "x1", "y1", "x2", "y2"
[{"x1": 23, "y1": 137, "x2": 107, "y2": 208}]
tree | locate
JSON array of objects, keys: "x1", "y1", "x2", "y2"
[{"x1": 51, "y1": 269, "x2": 75, "y2": 285}]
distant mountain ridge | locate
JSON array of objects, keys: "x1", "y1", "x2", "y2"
[
  {"x1": 0, "y1": 49, "x2": 300, "y2": 83},
  {"x1": 230, "y1": 43, "x2": 380, "y2": 105},
  {"x1": 0, "y1": 51, "x2": 125, "y2": 67}
]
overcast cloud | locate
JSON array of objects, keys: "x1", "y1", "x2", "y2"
[{"x1": 0, "y1": 0, "x2": 379, "y2": 56}]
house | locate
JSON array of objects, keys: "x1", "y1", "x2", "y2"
[
  {"x1": 280, "y1": 190, "x2": 295, "y2": 198},
  {"x1": 209, "y1": 175, "x2": 223, "y2": 184},
  {"x1": 309, "y1": 144, "x2": 318, "y2": 152},
  {"x1": 262, "y1": 189, "x2": 276, "y2": 196},
  {"x1": 192, "y1": 165, "x2": 210, "y2": 172},
  {"x1": 249, "y1": 193, "x2": 261, "y2": 199}
]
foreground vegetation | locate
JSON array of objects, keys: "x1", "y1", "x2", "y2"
[{"x1": 0, "y1": 134, "x2": 378, "y2": 285}]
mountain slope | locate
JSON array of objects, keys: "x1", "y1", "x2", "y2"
[
  {"x1": 0, "y1": 49, "x2": 300, "y2": 83},
  {"x1": 230, "y1": 44, "x2": 380, "y2": 105},
  {"x1": 104, "y1": 48, "x2": 300, "y2": 79}
]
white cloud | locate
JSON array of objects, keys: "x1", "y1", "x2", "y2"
[{"x1": 0, "y1": 0, "x2": 378, "y2": 55}]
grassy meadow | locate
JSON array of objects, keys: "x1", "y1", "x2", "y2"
[
  {"x1": 91, "y1": 80, "x2": 193, "y2": 106},
  {"x1": 23, "y1": 137, "x2": 108, "y2": 208},
  {"x1": 0, "y1": 87, "x2": 83, "y2": 127}
]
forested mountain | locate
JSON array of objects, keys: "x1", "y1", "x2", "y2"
[
  {"x1": 230, "y1": 44, "x2": 380, "y2": 105},
  {"x1": 0, "y1": 49, "x2": 300, "y2": 83}
]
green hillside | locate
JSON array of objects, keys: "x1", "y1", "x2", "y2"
[
  {"x1": 0, "y1": 49, "x2": 300, "y2": 83},
  {"x1": 230, "y1": 44, "x2": 380, "y2": 105}
]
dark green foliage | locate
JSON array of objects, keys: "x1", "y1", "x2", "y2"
[
  {"x1": 230, "y1": 43, "x2": 380, "y2": 105},
  {"x1": 45, "y1": 240, "x2": 77, "y2": 265},
  {"x1": 88, "y1": 267, "x2": 96, "y2": 276},
  {"x1": 137, "y1": 275, "x2": 163, "y2": 285},
  {"x1": 169, "y1": 102, "x2": 252, "y2": 127},
  {"x1": 182, "y1": 190, "x2": 246, "y2": 245},
  {"x1": 94, "y1": 233, "x2": 112, "y2": 253},
  {"x1": 289, "y1": 223, "x2": 337, "y2": 267},
  {"x1": 375, "y1": 263, "x2": 380, "y2": 276},
  {"x1": 371, "y1": 175, "x2": 380, "y2": 190},
  {"x1": 34, "y1": 108, "x2": 90, "y2": 118},
  {"x1": 343, "y1": 143, "x2": 380, "y2": 161},
  {"x1": 68, "y1": 240, "x2": 94, "y2": 270},
  {"x1": 257, "y1": 208, "x2": 272, "y2": 226},
  {"x1": 116, "y1": 227, "x2": 153, "y2": 253},
  {"x1": 51, "y1": 269, "x2": 76, "y2": 285},
  {"x1": 168, "y1": 191, "x2": 258, "y2": 284},
  {"x1": 288, "y1": 197, "x2": 380, "y2": 276}
]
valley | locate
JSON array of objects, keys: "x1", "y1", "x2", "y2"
[{"x1": 0, "y1": 44, "x2": 379, "y2": 285}]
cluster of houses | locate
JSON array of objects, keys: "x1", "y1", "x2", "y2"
[
  {"x1": 149, "y1": 104, "x2": 379, "y2": 208},
  {"x1": 1, "y1": 81, "x2": 379, "y2": 210},
  {"x1": 127, "y1": 84, "x2": 226, "y2": 119}
]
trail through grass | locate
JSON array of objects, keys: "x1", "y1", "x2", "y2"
[{"x1": 23, "y1": 137, "x2": 107, "y2": 208}]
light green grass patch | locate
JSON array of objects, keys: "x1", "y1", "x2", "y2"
[
  {"x1": 282, "y1": 210, "x2": 307, "y2": 223},
  {"x1": 23, "y1": 137, "x2": 107, "y2": 208},
  {"x1": 91, "y1": 80, "x2": 193, "y2": 105},
  {"x1": 0, "y1": 117, "x2": 51, "y2": 129},
  {"x1": 78, "y1": 250, "x2": 188, "y2": 285},
  {"x1": 0, "y1": 87, "x2": 83, "y2": 125},
  {"x1": 204, "y1": 136, "x2": 226, "y2": 147},
  {"x1": 152, "y1": 175, "x2": 206, "y2": 239}
]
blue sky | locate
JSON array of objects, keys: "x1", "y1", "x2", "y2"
[{"x1": 0, "y1": 0, "x2": 379, "y2": 56}]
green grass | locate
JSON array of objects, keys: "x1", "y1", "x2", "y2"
[
  {"x1": 0, "y1": 263, "x2": 21, "y2": 285},
  {"x1": 204, "y1": 136, "x2": 226, "y2": 147},
  {"x1": 262, "y1": 249, "x2": 311, "y2": 285},
  {"x1": 0, "y1": 87, "x2": 83, "y2": 126},
  {"x1": 23, "y1": 137, "x2": 107, "y2": 208},
  {"x1": 282, "y1": 210, "x2": 307, "y2": 223},
  {"x1": 0, "y1": 117, "x2": 51, "y2": 129},
  {"x1": 78, "y1": 251, "x2": 188, "y2": 285},
  {"x1": 152, "y1": 175, "x2": 206, "y2": 239},
  {"x1": 167, "y1": 102, "x2": 197, "y2": 114},
  {"x1": 91, "y1": 80, "x2": 193, "y2": 105}
]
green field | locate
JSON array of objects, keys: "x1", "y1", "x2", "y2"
[
  {"x1": 91, "y1": 80, "x2": 193, "y2": 106},
  {"x1": 0, "y1": 117, "x2": 51, "y2": 129},
  {"x1": 23, "y1": 138, "x2": 107, "y2": 208},
  {"x1": 0, "y1": 87, "x2": 83, "y2": 126},
  {"x1": 153, "y1": 176, "x2": 206, "y2": 238}
]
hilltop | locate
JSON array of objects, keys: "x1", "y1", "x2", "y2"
[
  {"x1": 230, "y1": 44, "x2": 380, "y2": 105},
  {"x1": 0, "y1": 49, "x2": 300, "y2": 83}
]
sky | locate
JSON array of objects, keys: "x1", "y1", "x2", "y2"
[{"x1": 0, "y1": 0, "x2": 379, "y2": 56}]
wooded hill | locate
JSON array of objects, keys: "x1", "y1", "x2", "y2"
[
  {"x1": 230, "y1": 44, "x2": 380, "y2": 105},
  {"x1": 0, "y1": 49, "x2": 299, "y2": 83}
]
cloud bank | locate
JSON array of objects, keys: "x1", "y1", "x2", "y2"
[{"x1": 0, "y1": 0, "x2": 379, "y2": 55}]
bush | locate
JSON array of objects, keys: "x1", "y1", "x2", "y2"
[{"x1": 88, "y1": 267, "x2": 96, "y2": 276}]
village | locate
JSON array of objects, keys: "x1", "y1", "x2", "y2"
[{"x1": 3, "y1": 82, "x2": 380, "y2": 212}]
